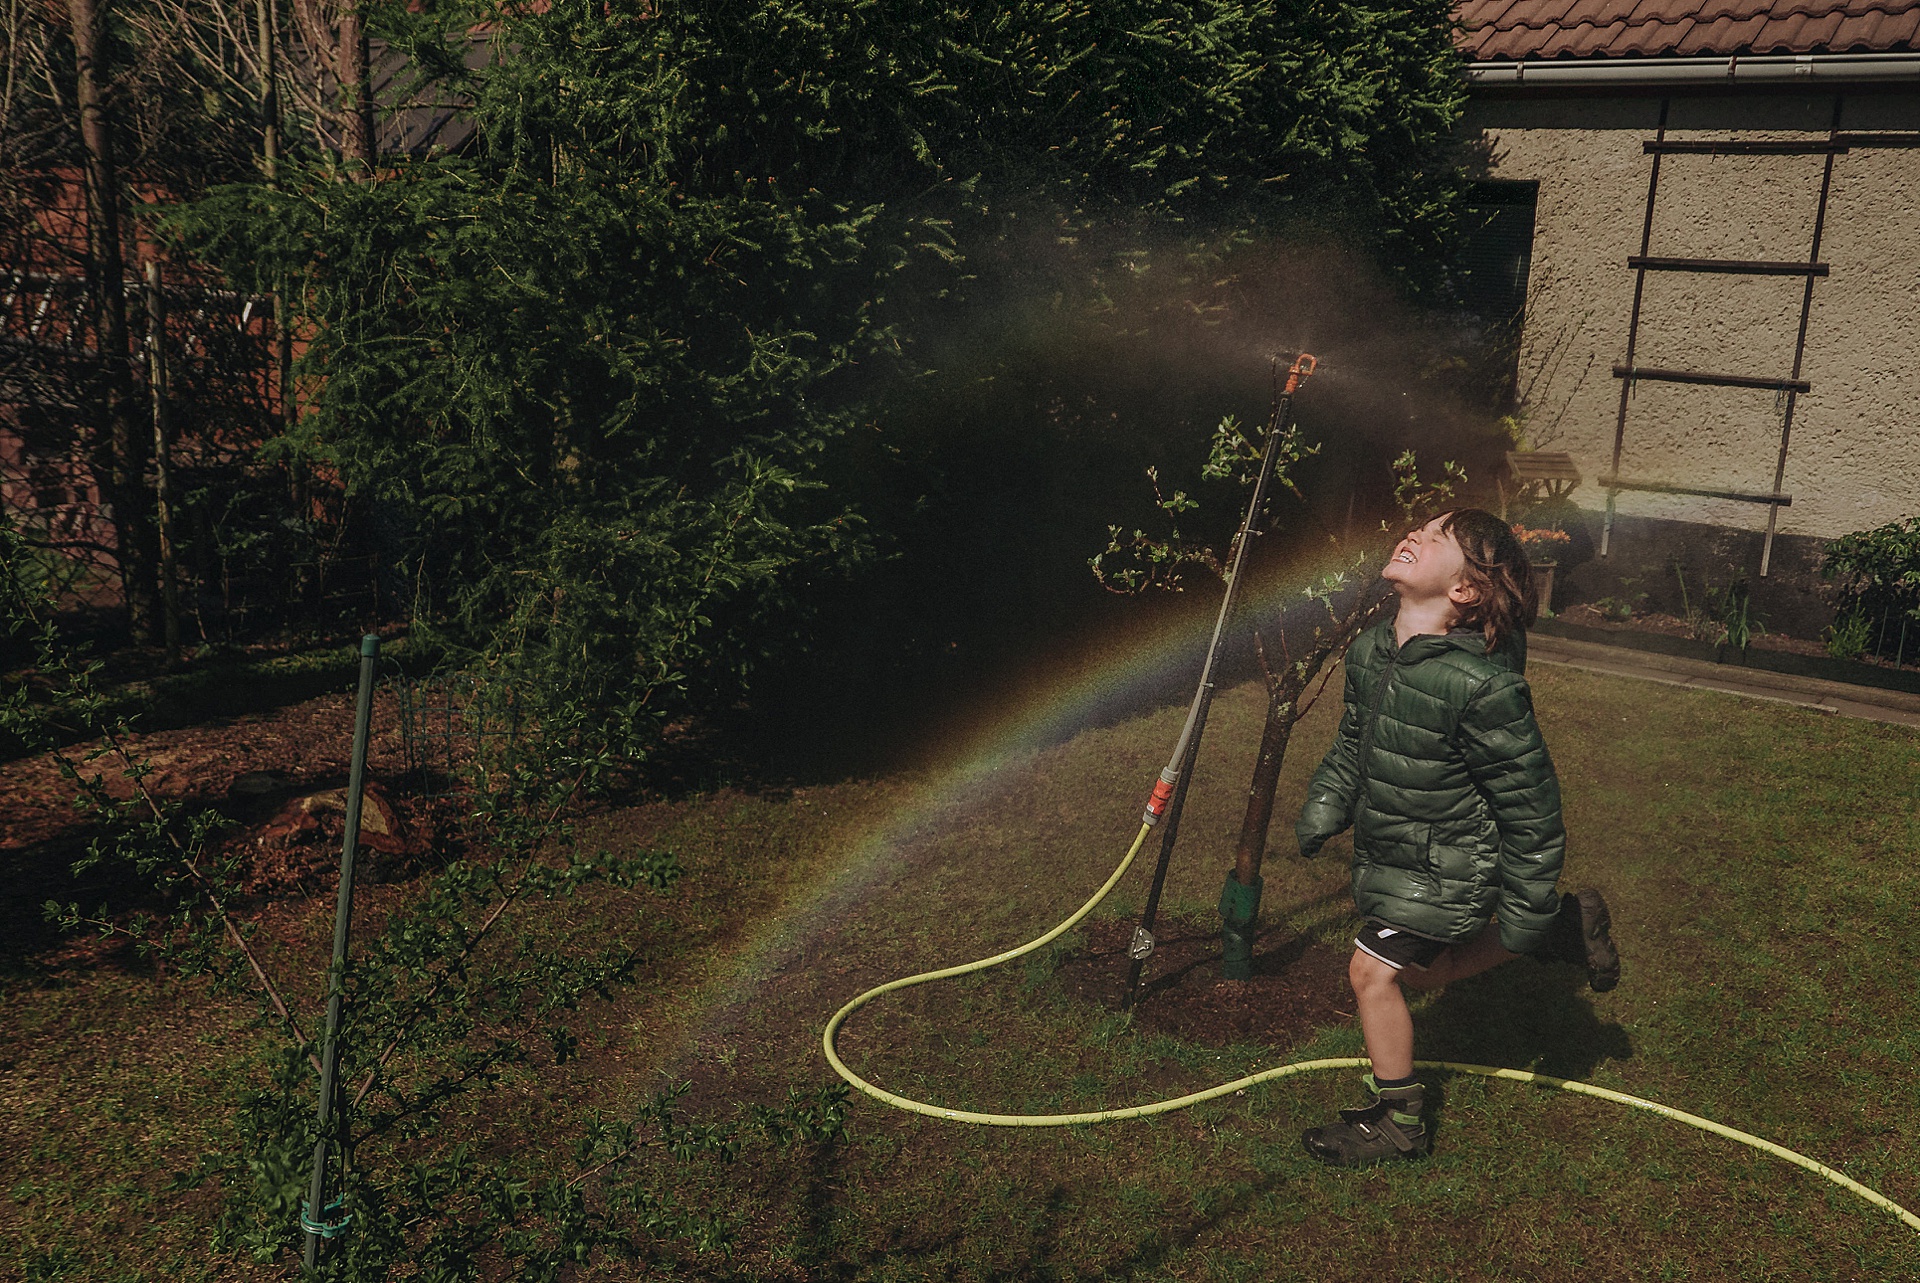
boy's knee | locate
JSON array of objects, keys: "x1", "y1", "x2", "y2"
[{"x1": 1348, "y1": 947, "x2": 1403, "y2": 997}]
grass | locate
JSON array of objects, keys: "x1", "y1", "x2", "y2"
[{"x1": 2, "y1": 659, "x2": 1917, "y2": 1280}]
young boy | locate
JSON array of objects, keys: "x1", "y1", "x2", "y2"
[{"x1": 1294, "y1": 508, "x2": 1620, "y2": 1166}]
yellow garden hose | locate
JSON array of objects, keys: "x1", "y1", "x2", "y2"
[
  {"x1": 821, "y1": 822, "x2": 1920, "y2": 1234},
  {"x1": 824, "y1": 347, "x2": 1913, "y2": 1233}
]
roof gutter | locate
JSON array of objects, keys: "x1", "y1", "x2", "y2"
[{"x1": 1467, "y1": 52, "x2": 1920, "y2": 90}]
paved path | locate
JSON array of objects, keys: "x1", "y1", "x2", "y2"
[{"x1": 1529, "y1": 633, "x2": 1920, "y2": 729}]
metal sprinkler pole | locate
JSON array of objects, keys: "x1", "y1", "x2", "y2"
[
  {"x1": 1121, "y1": 696, "x2": 1208, "y2": 1009},
  {"x1": 303, "y1": 634, "x2": 380, "y2": 1270},
  {"x1": 1122, "y1": 356, "x2": 1315, "y2": 1009}
]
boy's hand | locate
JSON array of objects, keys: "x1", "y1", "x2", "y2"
[{"x1": 1295, "y1": 797, "x2": 1350, "y2": 858}]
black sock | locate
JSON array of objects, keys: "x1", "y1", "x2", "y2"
[{"x1": 1374, "y1": 1073, "x2": 1418, "y2": 1090}]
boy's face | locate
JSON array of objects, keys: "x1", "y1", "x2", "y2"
[{"x1": 1383, "y1": 515, "x2": 1474, "y2": 605}]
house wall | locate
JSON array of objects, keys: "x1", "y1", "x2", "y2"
[{"x1": 1463, "y1": 89, "x2": 1920, "y2": 556}]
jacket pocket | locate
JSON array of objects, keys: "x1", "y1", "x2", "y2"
[
  {"x1": 1359, "y1": 825, "x2": 1429, "y2": 870},
  {"x1": 1425, "y1": 821, "x2": 1497, "y2": 885}
]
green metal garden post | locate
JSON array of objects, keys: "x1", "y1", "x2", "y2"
[{"x1": 303, "y1": 634, "x2": 379, "y2": 1270}]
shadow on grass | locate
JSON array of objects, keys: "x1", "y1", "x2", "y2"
[
  {"x1": 757, "y1": 1142, "x2": 1349, "y2": 1283},
  {"x1": 1414, "y1": 961, "x2": 1634, "y2": 1083},
  {"x1": 715, "y1": 913, "x2": 1633, "y2": 1281},
  {"x1": 761, "y1": 1141, "x2": 1254, "y2": 1283},
  {"x1": 0, "y1": 768, "x2": 408, "y2": 982},
  {"x1": 712, "y1": 1131, "x2": 1027, "y2": 1283},
  {"x1": 0, "y1": 834, "x2": 159, "y2": 982}
]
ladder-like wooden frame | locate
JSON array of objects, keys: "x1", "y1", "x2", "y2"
[{"x1": 1599, "y1": 99, "x2": 1918, "y2": 576}]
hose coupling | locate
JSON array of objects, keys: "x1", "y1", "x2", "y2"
[{"x1": 1141, "y1": 768, "x2": 1178, "y2": 826}]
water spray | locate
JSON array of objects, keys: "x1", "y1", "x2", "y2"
[{"x1": 819, "y1": 351, "x2": 1919, "y2": 1237}]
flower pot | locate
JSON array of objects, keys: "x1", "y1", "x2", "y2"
[{"x1": 1532, "y1": 561, "x2": 1557, "y2": 615}]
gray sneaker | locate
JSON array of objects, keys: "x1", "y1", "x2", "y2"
[
  {"x1": 1555, "y1": 888, "x2": 1619, "y2": 992},
  {"x1": 1301, "y1": 1076, "x2": 1429, "y2": 1167}
]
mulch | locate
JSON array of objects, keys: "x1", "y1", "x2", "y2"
[
  {"x1": 0, "y1": 690, "x2": 408, "y2": 851},
  {"x1": 1056, "y1": 914, "x2": 1354, "y2": 1051},
  {"x1": 0, "y1": 690, "x2": 461, "y2": 967},
  {"x1": 3, "y1": 675, "x2": 1362, "y2": 1056}
]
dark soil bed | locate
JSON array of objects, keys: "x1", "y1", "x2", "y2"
[
  {"x1": 0, "y1": 689, "x2": 459, "y2": 969},
  {"x1": 1554, "y1": 602, "x2": 1917, "y2": 672},
  {"x1": 1057, "y1": 914, "x2": 1353, "y2": 1050}
]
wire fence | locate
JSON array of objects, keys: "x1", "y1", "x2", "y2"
[{"x1": 393, "y1": 671, "x2": 526, "y2": 800}]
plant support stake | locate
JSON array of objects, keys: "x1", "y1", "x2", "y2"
[{"x1": 303, "y1": 634, "x2": 379, "y2": 1268}]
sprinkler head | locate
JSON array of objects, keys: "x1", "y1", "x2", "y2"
[{"x1": 1283, "y1": 353, "x2": 1319, "y2": 395}]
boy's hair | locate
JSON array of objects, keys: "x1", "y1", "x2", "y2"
[{"x1": 1436, "y1": 507, "x2": 1537, "y2": 653}]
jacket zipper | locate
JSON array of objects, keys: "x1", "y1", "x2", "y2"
[{"x1": 1348, "y1": 642, "x2": 1398, "y2": 826}]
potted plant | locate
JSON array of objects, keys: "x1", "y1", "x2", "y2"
[{"x1": 1512, "y1": 525, "x2": 1571, "y2": 614}]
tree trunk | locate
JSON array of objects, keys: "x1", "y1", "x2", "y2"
[
  {"x1": 337, "y1": 2, "x2": 373, "y2": 170},
  {"x1": 69, "y1": 0, "x2": 159, "y2": 642},
  {"x1": 258, "y1": 0, "x2": 311, "y2": 613},
  {"x1": 145, "y1": 261, "x2": 181, "y2": 659},
  {"x1": 256, "y1": 0, "x2": 281, "y2": 180},
  {"x1": 289, "y1": 0, "x2": 375, "y2": 170},
  {"x1": 1217, "y1": 598, "x2": 1382, "y2": 980},
  {"x1": 1231, "y1": 686, "x2": 1302, "y2": 889}
]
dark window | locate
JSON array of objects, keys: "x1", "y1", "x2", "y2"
[
  {"x1": 1452, "y1": 179, "x2": 1538, "y2": 411},
  {"x1": 30, "y1": 461, "x2": 69, "y2": 510},
  {"x1": 1456, "y1": 179, "x2": 1538, "y2": 329}
]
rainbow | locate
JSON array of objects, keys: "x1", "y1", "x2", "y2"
[{"x1": 673, "y1": 554, "x2": 1377, "y2": 1049}]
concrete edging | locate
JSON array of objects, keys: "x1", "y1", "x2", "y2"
[{"x1": 1529, "y1": 634, "x2": 1920, "y2": 728}]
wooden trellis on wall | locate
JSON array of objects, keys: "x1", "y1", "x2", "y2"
[{"x1": 1602, "y1": 96, "x2": 1920, "y2": 577}]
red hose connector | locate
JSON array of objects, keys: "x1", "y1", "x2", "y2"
[{"x1": 1142, "y1": 771, "x2": 1178, "y2": 826}]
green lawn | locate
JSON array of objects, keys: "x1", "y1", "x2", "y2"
[{"x1": 4, "y1": 659, "x2": 1917, "y2": 1280}]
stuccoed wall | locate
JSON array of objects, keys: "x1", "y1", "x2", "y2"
[{"x1": 1464, "y1": 88, "x2": 1920, "y2": 550}]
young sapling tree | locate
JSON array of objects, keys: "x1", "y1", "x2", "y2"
[{"x1": 1096, "y1": 407, "x2": 1465, "y2": 980}]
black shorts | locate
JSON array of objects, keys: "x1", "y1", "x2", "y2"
[{"x1": 1354, "y1": 920, "x2": 1450, "y2": 971}]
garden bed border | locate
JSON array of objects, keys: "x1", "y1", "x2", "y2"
[{"x1": 1534, "y1": 617, "x2": 1920, "y2": 698}]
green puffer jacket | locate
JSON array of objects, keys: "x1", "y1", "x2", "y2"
[{"x1": 1295, "y1": 620, "x2": 1564, "y2": 953}]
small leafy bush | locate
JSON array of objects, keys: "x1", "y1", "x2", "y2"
[
  {"x1": 1822, "y1": 516, "x2": 1920, "y2": 662},
  {"x1": 4, "y1": 522, "x2": 852, "y2": 1279},
  {"x1": 1591, "y1": 591, "x2": 1644, "y2": 623},
  {"x1": 1670, "y1": 563, "x2": 1719, "y2": 643},
  {"x1": 1824, "y1": 610, "x2": 1873, "y2": 662},
  {"x1": 1668, "y1": 563, "x2": 1766, "y2": 649},
  {"x1": 1711, "y1": 577, "x2": 1764, "y2": 652}
]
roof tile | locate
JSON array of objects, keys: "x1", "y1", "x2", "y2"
[
  {"x1": 1465, "y1": 0, "x2": 1526, "y2": 21},
  {"x1": 1457, "y1": 0, "x2": 1920, "y2": 59},
  {"x1": 1673, "y1": 15, "x2": 1763, "y2": 52}
]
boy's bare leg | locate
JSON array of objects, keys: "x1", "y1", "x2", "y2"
[
  {"x1": 1348, "y1": 949, "x2": 1415, "y2": 1080},
  {"x1": 1350, "y1": 927, "x2": 1521, "y2": 1080},
  {"x1": 1400, "y1": 926, "x2": 1518, "y2": 992},
  {"x1": 1318, "y1": 924, "x2": 1530, "y2": 1167},
  {"x1": 1307, "y1": 951, "x2": 1433, "y2": 1165}
]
